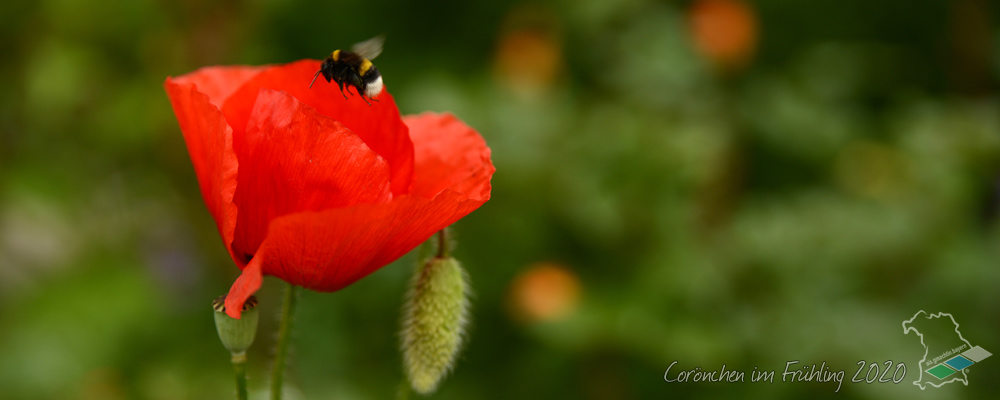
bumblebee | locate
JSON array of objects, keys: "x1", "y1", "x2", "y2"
[{"x1": 309, "y1": 36, "x2": 385, "y2": 105}]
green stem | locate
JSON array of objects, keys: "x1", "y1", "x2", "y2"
[
  {"x1": 436, "y1": 229, "x2": 449, "y2": 258},
  {"x1": 232, "y1": 353, "x2": 248, "y2": 400},
  {"x1": 271, "y1": 283, "x2": 300, "y2": 400},
  {"x1": 397, "y1": 378, "x2": 411, "y2": 400}
]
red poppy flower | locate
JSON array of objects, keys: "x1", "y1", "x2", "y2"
[{"x1": 165, "y1": 60, "x2": 494, "y2": 318}]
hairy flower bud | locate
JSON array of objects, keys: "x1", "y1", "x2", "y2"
[
  {"x1": 213, "y1": 295, "x2": 259, "y2": 356},
  {"x1": 401, "y1": 257, "x2": 471, "y2": 394}
]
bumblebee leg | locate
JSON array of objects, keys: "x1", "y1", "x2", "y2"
[
  {"x1": 309, "y1": 70, "x2": 322, "y2": 89},
  {"x1": 337, "y1": 82, "x2": 348, "y2": 100}
]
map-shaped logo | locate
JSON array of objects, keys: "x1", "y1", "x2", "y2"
[{"x1": 902, "y1": 311, "x2": 992, "y2": 390}]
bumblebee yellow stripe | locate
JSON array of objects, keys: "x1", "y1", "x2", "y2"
[
  {"x1": 359, "y1": 59, "x2": 373, "y2": 75},
  {"x1": 332, "y1": 49, "x2": 341, "y2": 61}
]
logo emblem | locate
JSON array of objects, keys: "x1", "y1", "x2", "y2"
[{"x1": 902, "y1": 311, "x2": 991, "y2": 389}]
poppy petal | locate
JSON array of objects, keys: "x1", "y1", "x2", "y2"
[
  {"x1": 168, "y1": 65, "x2": 267, "y2": 109},
  {"x1": 405, "y1": 112, "x2": 494, "y2": 201},
  {"x1": 164, "y1": 78, "x2": 240, "y2": 264},
  {"x1": 224, "y1": 253, "x2": 263, "y2": 319},
  {"x1": 221, "y1": 60, "x2": 414, "y2": 196},
  {"x1": 230, "y1": 88, "x2": 394, "y2": 265},
  {"x1": 253, "y1": 190, "x2": 486, "y2": 295}
]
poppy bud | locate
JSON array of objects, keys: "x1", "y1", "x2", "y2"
[
  {"x1": 401, "y1": 256, "x2": 471, "y2": 395},
  {"x1": 213, "y1": 295, "x2": 259, "y2": 357}
]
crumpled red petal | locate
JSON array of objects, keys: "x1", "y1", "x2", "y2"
[
  {"x1": 168, "y1": 65, "x2": 266, "y2": 109},
  {"x1": 224, "y1": 254, "x2": 263, "y2": 319},
  {"x1": 230, "y1": 89, "x2": 394, "y2": 265},
  {"x1": 405, "y1": 112, "x2": 494, "y2": 201},
  {"x1": 221, "y1": 60, "x2": 414, "y2": 196},
  {"x1": 164, "y1": 77, "x2": 240, "y2": 265},
  {"x1": 223, "y1": 113, "x2": 493, "y2": 318},
  {"x1": 224, "y1": 190, "x2": 483, "y2": 318}
]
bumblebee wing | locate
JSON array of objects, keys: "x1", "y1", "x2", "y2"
[{"x1": 352, "y1": 35, "x2": 384, "y2": 60}]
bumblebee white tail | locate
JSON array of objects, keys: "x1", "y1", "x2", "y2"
[{"x1": 365, "y1": 75, "x2": 383, "y2": 99}]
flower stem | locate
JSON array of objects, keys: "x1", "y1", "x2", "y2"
[
  {"x1": 232, "y1": 353, "x2": 248, "y2": 400},
  {"x1": 397, "y1": 378, "x2": 411, "y2": 400},
  {"x1": 436, "y1": 229, "x2": 449, "y2": 258},
  {"x1": 271, "y1": 283, "x2": 300, "y2": 400}
]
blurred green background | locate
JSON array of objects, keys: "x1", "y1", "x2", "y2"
[{"x1": 2, "y1": 0, "x2": 999, "y2": 398}]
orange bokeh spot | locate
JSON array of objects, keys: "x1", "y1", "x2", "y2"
[
  {"x1": 688, "y1": 0, "x2": 758, "y2": 69},
  {"x1": 493, "y1": 5, "x2": 563, "y2": 95},
  {"x1": 495, "y1": 29, "x2": 562, "y2": 94},
  {"x1": 508, "y1": 262, "x2": 582, "y2": 322}
]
